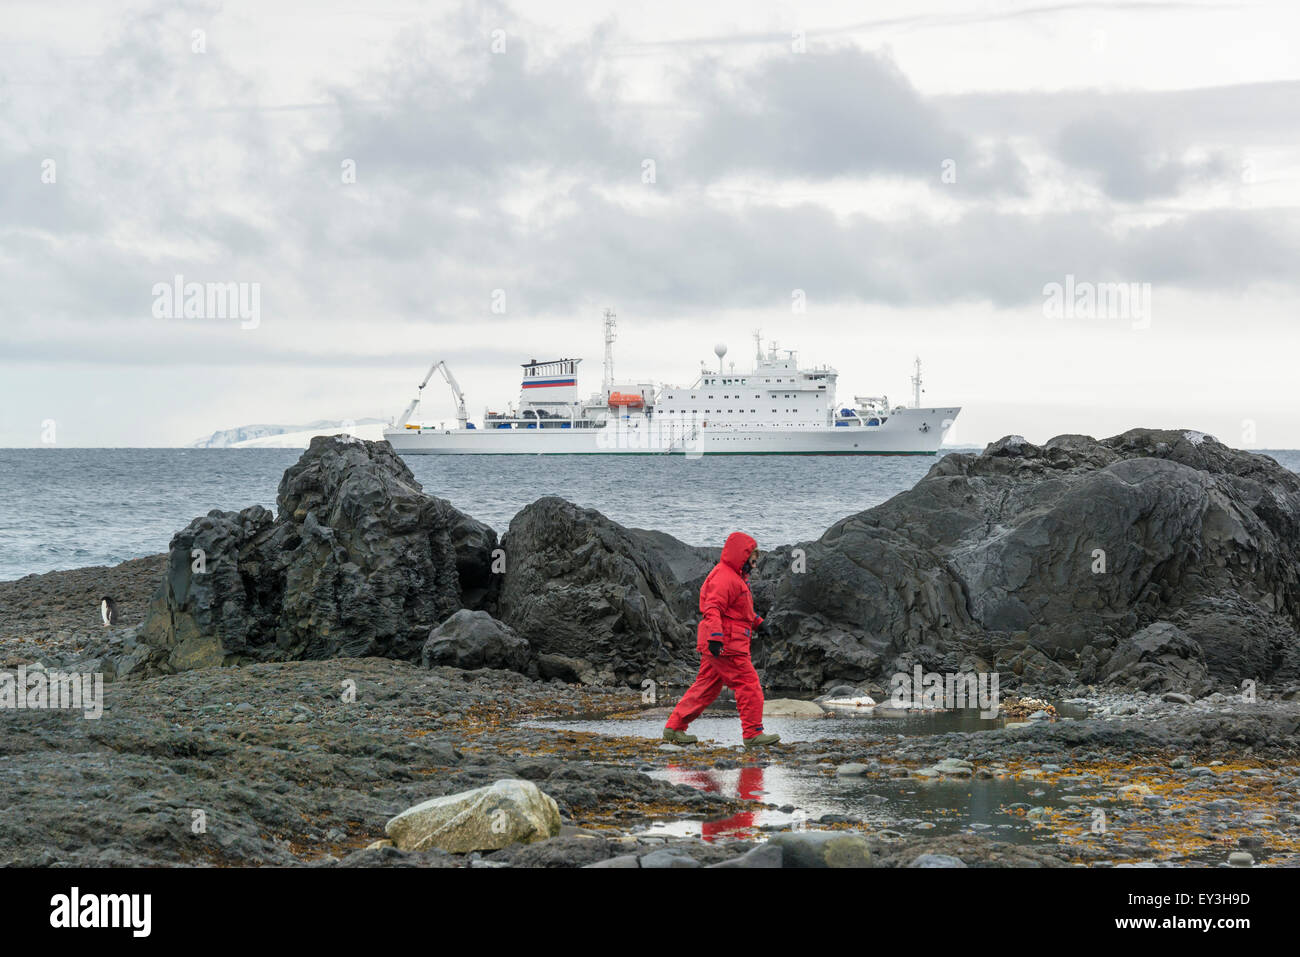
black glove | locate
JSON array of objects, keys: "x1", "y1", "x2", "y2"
[{"x1": 708, "y1": 640, "x2": 723, "y2": 658}]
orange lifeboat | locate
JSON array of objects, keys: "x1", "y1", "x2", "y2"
[{"x1": 607, "y1": 392, "x2": 644, "y2": 408}]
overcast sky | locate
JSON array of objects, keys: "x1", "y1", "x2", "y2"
[{"x1": 2, "y1": 0, "x2": 1298, "y2": 448}]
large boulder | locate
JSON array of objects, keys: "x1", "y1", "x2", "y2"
[
  {"x1": 1100, "y1": 621, "x2": 1210, "y2": 694},
  {"x1": 421, "y1": 610, "x2": 531, "y2": 673},
  {"x1": 384, "y1": 779, "x2": 562, "y2": 854},
  {"x1": 762, "y1": 429, "x2": 1300, "y2": 690},
  {"x1": 138, "y1": 436, "x2": 498, "y2": 671},
  {"x1": 495, "y1": 497, "x2": 714, "y2": 684}
]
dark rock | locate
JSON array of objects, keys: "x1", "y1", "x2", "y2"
[
  {"x1": 872, "y1": 832, "x2": 1068, "y2": 867},
  {"x1": 907, "y1": 853, "x2": 967, "y2": 868},
  {"x1": 334, "y1": 845, "x2": 460, "y2": 868},
  {"x1": 707, "y1": 843, "x2": 784, "y2": 868},
  {"x1": 1101, "y1": 622, "x2": 1209, "y2": 694},
  {"x1": 535, "y1": 653, "x2": 595, "y2": 685},
  {"x1": 760, "y1": 429, "x2": 1300, "y2": 690},
  {"x1": 138, "y1": 436, "x2": 497, "y2": 672},
  {"x1": 421, "y1": 610, "x2": 530, "y2": 673},
  {"x1": 120, "y1": 426, "x2": 1300, "y2": 696},
  {"x1": 484, "y1": 834, "x2": 613, "y2": 868},
  {"x1": 767, "y1": 830, "x2": 871, "y2": 868},
  {"x1": 496, "y1": 497, "x2": 712, "y2": 684},
  {"x1": 639, "y1": 847, "x2": 701, "y2": 868}
]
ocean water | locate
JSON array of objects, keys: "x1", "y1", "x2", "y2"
[{"x1": 2, "y1": 447, "x2": 1298, "y2": 582}]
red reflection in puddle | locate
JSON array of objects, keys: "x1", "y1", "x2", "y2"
[{"x1": 665, "y1": 765, "x2": 766, "y2": 841}]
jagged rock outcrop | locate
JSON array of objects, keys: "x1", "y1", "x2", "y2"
[
  {"x1": 762, "y1": 429, "x2": 1300, "y2": 690},
  {"x1": 138, "y1": 436, "x2": 498, "y2": 672},
  {"x1": 133, "y1": 428, "x2": 1300, "y2": 694},
  {"x1": 495, "y1": 497, "x2": 713, "y2": 685}
]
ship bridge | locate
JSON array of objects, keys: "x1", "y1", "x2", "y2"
[{"x1": 519, "y1": 358, "x2": 580, "y2": 402}]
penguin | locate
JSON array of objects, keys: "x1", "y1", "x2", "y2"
[{"x1": 100, "y1": 596, "x2": 118, "y2": 627}]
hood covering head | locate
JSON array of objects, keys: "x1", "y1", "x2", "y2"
[{"x1": 720, "y1": 531, "x2": 758, "y2": 573}]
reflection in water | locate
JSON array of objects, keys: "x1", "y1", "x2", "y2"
[
  {"x1": 525, "y1": 710, "x2": 1062, "y2": 845},
  {"x1": 523, "y1": 708, "x2": 1010, "y2": 747},
  {"x1": 663, "y1": 765, "x2": 767, "y2": 840},
  {"x1": 644, "y1": 762, "x2": 1059, "y2": 843}
]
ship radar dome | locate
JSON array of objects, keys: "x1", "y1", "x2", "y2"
[{"x1": 713, "y1": 343, "x2": 727, "y2": 360}]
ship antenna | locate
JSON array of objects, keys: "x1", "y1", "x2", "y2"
[
  {"x1": 912, "y1": 356, "x2": 923, "y2": 408},
  {"x1": 752, "y1": 329, "x2": 762, "y2": 363},
  {"x1": 602, "y1": 308, "x2": 617, "y2": 395}
]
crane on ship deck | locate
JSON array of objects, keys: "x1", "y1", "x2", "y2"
[{"x1": 397, "y1": 360, "x2": 469, "y2": 429}]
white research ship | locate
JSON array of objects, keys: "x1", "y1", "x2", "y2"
[{"x1": 383, "y1": 311, "x2": 960, "y2": 456}]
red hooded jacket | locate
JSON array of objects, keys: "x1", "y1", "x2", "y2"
[{"x1": 696, "y1": 532, "x2": 763, "y2": 657}]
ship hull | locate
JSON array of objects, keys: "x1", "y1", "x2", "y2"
[{"x1": 384, "y1": 407, "x2": 961, "y2": 455}]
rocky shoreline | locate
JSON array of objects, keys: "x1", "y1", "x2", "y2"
[{"x1": 2, "y1": 429, "x2": 1298, "y2": 868}]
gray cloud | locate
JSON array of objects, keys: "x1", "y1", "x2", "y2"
[
  {"x1": 1057, "y1": 112, "x2": 1234, "y2": 201},
  {"x1": 670, "y1": 48, "x2": 1029, "y2": 193},
  {"x1": 466, "y1": 191, "x2": 1300, "y2": 316},
  {"x1": 1, "y1": 0, "x2": 1294, "y2": 338}
]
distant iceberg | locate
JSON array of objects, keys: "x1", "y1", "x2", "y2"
[{"x1": 190, "y1": 419, "x2": 387, "y2": 449}]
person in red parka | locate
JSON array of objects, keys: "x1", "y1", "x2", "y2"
[{"x1": 663, "y1": 531, "x2": 781, "y2": 749}]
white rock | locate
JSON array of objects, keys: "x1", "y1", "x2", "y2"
[
  {"x1": 821, "y1": 695, "x2": 877, "y2": 711},
  {"x1": 763, "y1": 698, "x2": 826, "y2": 718},
  {"x1": 385, "y1": 779, "x2": 561, "y2": 854},
  {"x1": 925, "y1": 758, "x2": 974, "y2": 777}
]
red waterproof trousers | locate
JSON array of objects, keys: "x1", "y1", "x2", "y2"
[{"x1": 665, "y1": 652, "x2": 766, "y2": 739}]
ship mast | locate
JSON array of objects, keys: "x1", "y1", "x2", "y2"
[
  {"x1": 602, "y1": 308, "x2": 617, "y2": 395},
  {"x1": 911, "y1": 356, "x2": 923, "y2": 408}
]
